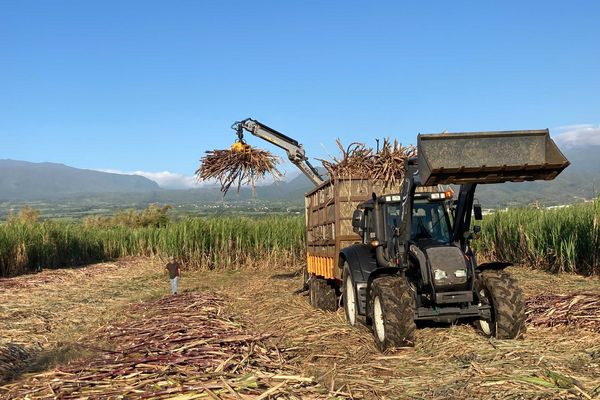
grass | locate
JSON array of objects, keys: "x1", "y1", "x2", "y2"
[
  {"x1": 0, "y1": 215, "x2": 305, "y2": 277},
  {"x1": 2, "y1": 197, "x2": 600, "y2": 277},
  {"x1": 477, "y1": 197, "x2": 600, "y2": 275}
]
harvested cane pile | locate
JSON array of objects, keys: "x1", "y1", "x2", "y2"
[
  {"x1": 196, "y1": 143, "x2": 282, "y2": 195},
  {"x1": 1, "y1": 292, "x2": 325, "y2": 399},
  {"x1": 526, "y1": 293, "x2": 600, "y2": 332},
  {"x1": 321, "y1": 138, "x2": 416, "y2": 187},
  {"x1": 0, "y1": 343, "x2": 38, "y2": 383}
]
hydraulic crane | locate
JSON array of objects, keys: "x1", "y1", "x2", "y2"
[{"x1": 232, "y1": 118, "x2": 325, "y2": 186}]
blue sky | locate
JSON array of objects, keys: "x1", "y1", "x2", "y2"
[{"x1": 1, "y1": 1, "x2": 599, "y2": 188}]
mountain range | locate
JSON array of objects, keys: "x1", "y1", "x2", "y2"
[
  {"x1": 0, "y1": 160, "x2": 159, "y2": 200},
  {"x1": 1, "y1": 144, "x2": 599, "y2": 208}
]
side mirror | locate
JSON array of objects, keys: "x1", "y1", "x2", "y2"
[
  {"x1": 473, "y1": 204, "x2": 483, "y2": 221},
  {"x1": 352, "y1": 209, "x2": 364, "y2": 233}
]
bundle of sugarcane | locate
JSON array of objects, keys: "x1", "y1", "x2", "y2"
[
  {"x1": 321, "y1": 138, "x2": 416, "y2": 187},
  {"x1": 526, "y1": 293, "x2": 600, "y2": 332},
  {"x1": 320, "y1": 140, "x2": 373, "y2": 178},
  {"x1": 371, "y1": 138, "x2": 417, "y2": 188},
  {"x1": 196, "y1": 142, "x2": 282, "y2": 195}
]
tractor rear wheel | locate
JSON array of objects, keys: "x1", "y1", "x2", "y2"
[
  {"x1": 309, "y1": 276, "x2": 338, "y2": 311},
  {"x1": 370, "y1": 276, "x2": 416, "y2": 351},
  {"x1": 474, "y1": 270, "x2": 526, "y2": 339},
  {"x1": 342, "y1": 263, "x2": 359, "y2": 326}
]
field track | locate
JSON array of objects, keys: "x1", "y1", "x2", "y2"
[{"x1": 1, "y1": 258, "x2": 599, "y2": 399}]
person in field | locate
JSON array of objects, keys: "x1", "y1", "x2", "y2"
[{"x1": 165, "y1": 258, "x2": 181, "y2": 295}]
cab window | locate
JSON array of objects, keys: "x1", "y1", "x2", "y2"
[{"x1": 410, "y1": 200, "x2": 451, "y2": 243}]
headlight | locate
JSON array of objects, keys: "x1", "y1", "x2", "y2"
[
  {"x1": 454, "y1": 269, "x2": 467, "y2": 278},
  {"x1": 434, "y1": 269, "x2": 447, "y2": 280}
]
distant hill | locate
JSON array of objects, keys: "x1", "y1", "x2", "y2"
[
  {"x1": 475, "y1": 145, "x2": 600, "y2": 207},
  {"x1": 1, "y1": 145, "x2": 598, "y2": 208},
  {"x1": 0, "y1": 160, "x2": 160, "y2": 200}
]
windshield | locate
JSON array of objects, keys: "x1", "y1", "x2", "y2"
[{"x1": 410, "y1": 200, "x2": 451, "y2": 243}]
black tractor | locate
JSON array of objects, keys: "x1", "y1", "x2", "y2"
[{"x1": 340, "y1": 130, "x2": 569, "y2": 350}]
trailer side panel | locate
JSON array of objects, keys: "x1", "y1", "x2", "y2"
[{"x1": 306, "y1": 178, "x2": 402, "y2": 280}]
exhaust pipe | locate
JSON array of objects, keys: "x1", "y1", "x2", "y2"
[{"x1": 373, "y1": 193, "x2": 396, "y2": 269}]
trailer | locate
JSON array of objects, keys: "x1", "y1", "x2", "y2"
[{"x1": 305, "y1": 178, "x2": 403, "y2": 281}]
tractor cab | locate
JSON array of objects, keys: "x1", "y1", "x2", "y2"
[{"x1": 353, "y1": 186, "x2": 456, "y2": 259}]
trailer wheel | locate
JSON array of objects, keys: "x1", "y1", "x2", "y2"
[
  {"x1": 342, "y1": 263, "x2": 359, "y2": 326},
  {"x1": 370, "y1": 276, "x2": 416, "y2": 351},
  {"x1": 302, "y1": 266, "x2": 309, "y2": 291},
  {"x1": 474, "y1": 270, "x2": 526, "y2": 339},
  {"x1": 309, "y1": 276, "x2": 338, "y2": 311}
]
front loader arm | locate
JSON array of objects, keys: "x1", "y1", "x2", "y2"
[{"x1": 233, "y1": 118, "x2": 325, "y2": 186}]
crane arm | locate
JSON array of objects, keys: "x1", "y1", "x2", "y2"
[{"x1": 233, "y1": 118, "x2": 325, "y2": 186}]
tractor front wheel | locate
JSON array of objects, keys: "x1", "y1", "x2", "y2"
[
  {"x1": 474, "y1": 270, "x2": 526, "y2": 339},
  {"x1": 370, "y1": 276, "x2": 416, "y2": 351},
  {"x1": 342, "y1": 263, "x2": 359, "y2": 326}
]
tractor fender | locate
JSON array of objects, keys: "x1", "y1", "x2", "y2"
[
  {"x1": 476, "y1": 262, "x2": 513, "y2": 272},
  {"x1": 339, "y1": 244, "x2": 377, "y2": 316},
  {"x1": 339, "y1": 244, "x2": 377, "y2": 284}
]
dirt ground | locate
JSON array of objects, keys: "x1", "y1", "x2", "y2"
[{"x1": 1, "y1": 259, "x2": 599, "y2": 399}]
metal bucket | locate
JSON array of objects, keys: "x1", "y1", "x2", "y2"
[{"x1": 417, "y1": 129, "x2": 570, "y2": 185}]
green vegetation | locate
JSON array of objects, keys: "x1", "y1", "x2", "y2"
[
  {"x1": 477, "y1": 198, "x2": 600, "y2": 275},
  {"x1": 82, "y1": 204, "x2": 173, "y2": 228},
  {"x1": 3, "y1": 198, "x2": 600, "y2": 277},
  {"x1": 0, "y1": 209, "x2": 305, "y2": 277}
]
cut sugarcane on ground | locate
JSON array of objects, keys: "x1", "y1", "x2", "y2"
[
  {"x1": 527, "y1": 293, "x2": 600, "y2": 332},
  {"x1": 0, "y1": 258, "x2": 166, "y2": 384},
  {"x1": 217, "y1": 268, "x2": 600, "y2": 399},
  {"x1": 2, "y1": 293, "x2": 327, "y2": 399},
  {"x1": 2, "y1": 258, "x2": 600, "y2": 399}
]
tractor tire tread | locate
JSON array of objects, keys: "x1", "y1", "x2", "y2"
[
  {"x1": 371, "y1": 276, "x2": 416, "y2": 351},
  {"x1": 479, "y1": 270, "x2": 526, "y2": 339}
]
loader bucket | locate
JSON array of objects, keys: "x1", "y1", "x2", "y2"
[{"x1": 417, "y1": 129, "x2": 570, "y2": 186}]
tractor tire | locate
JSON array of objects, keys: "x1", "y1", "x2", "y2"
[
  {"x1": 474, "y1": 270, "x2": 527, "y2": 339},
  {"x1": 370, "y1": 276, "x2": 416, "y2": 351},
  {"x1": 309, "y1": 276, "x2": 338, "y2": 312},
  {"x1": 342, "y1": 263, "x2": 359, "y2": 327}
]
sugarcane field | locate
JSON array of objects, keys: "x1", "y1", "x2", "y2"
[{"x1": 3, "y1": 3, "x2": 600, "y2": 399}]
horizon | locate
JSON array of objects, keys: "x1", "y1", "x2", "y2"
[{"x1": 2, "y1": 127, "x2": 600, "y2": 190}]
